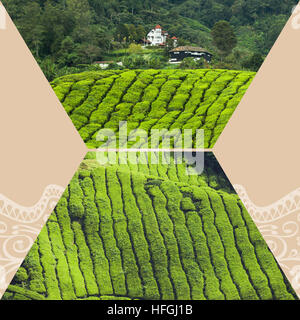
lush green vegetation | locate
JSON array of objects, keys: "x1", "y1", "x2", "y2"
[
  {"x1": 51, "y1": 69, "x2": 254, "y2": 148},
  {"x1": 2, "y1": 0, "x2": 297, "y2": 79},
  {"x1": 3, "y1": 153, "x2": 296, "y2": 300}
]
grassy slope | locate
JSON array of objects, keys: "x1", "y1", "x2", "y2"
[
  {"x1": 51, "y1": 69, "x2": 255, "y2": 148},
  {"x1": 3, "y1": 153, "x2": 296, "y2": 300}
]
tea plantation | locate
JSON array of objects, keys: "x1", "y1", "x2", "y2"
[
  {"x1": 51, "y1": 69, "x2": 255, "y2": 148},
  {"x1": 3, "y1": 153, "x2": 296, "y2": 300}
]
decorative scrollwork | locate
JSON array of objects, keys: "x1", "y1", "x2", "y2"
[
  {"x1": 234, "y1": 184, "x2": 300, "y2": 223},
  {"x1": 0, "y1": 185, "x2": 64, "y2": 224},
  {"x1": 0, "y1": 184, "x2": 64, "y2": 298},
  {"x1": 234, "y1": 184, "x2": 300, "y2": 297}
]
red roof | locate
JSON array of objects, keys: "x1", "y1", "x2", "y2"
[{"x1": 155, "y1": 24, "x2": 162, "y2": 29}]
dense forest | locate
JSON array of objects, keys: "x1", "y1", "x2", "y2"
[{"x1": 2, "y1": 0, "x2": 297, "y2": 79}]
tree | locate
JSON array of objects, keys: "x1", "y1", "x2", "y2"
[
  {"x1": 127, "y1": 24, "x2": 137, "y2": 42},
  {"x1": 128, "y1": 43, "x2": 143, "y2": 54},
  {"x1": 177, "y1": 38, "x2": 188, "y2": 46},
  {"x1": 77, "y1": 44, "x2": 102, "y2": 64},
  {"x1": 243, "y1": 52, "x2": 264, "y2": 71},
  {"x1": 147, "y1": 56, "x2": 162, "y2": 69},
  {"x1": 122, "y1": 54, "x2": 146, "y2": 69},
  {"x1": 57, "y1": 36, "x2": 80, "y2": 67},
  {"x1": 180, "y1": 57, "x2": 203, "y2": 69},
  {"x1": 66, "y1": 0, "x2": 91, "y2": 27},
  {"x1": 66, "y1": 0, "x2": 92, "y2": 42},
  {"x1": 115, "y1": 24, "x2": 129, "y2": 42},
  {"x1": 135, "y1": 25, "x2": 146, "y2": 41},
  {"x1": 211, "y1": 20, "x2": 237, "y2": 57},
  {"x1": 39, "y1": 57, "x2": 59, "y2": 81},
  {"x1": 42, "y1": 1, "x2": 74, "y2": 57},
  {"x1": 2, "y1": 0, "x2": 295, "y2": 76},
  {"x1": 18, "y1": 2, "x2": 44, "y2": 58}
]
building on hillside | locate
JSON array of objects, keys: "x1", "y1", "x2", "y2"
[
  {"x1": 169, "y1": 46, "x2": 213, "y2": 63},
  {"x1": 146, "y1": 25, "x2": 167, "y2": 46},
  {"x1": 94, "y1": 61, "x2": 123, "y2": 69},
  {"x1": 171, "y1": 36, "x2": 178, "y2": 47},
  {"x1": 145, "y1": 25, "x2": 177, "y2": 47}
]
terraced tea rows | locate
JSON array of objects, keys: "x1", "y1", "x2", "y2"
[
  {"x1": 3, "y1": 153, "x2": 296, "y2": 300},
  {"x1": 51, "y1": 69, "x2": 254, "y2": 148}
]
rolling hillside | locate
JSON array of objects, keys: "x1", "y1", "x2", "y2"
[
  {"x1": 51, "y1": 69, "x2": 255, "y2": 148},
  {"x1": 3, "y1": 153, "x2": 296, "y2": 300},
  {"x1": 3, "y1": 0, "x2": 296, "y2": 77}
]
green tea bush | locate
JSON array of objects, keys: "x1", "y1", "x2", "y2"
[
  {"x1": 238, "y1": 201, "x2": 294, "y2": 300},
  {"x1": 47, "y1": 221, "x2": 76, "y2": 300},
  {"x1": 55, "y1": 197, "x2": 87, "y2": 298},
  {"x1": 118, "y1": 169, "x2": 160, "y2": 299},
  {"x1": 14, "y1": 267, "x2": 28, "y2": 283},
  {"x1": 38, "y1": 226, "x2": 61, "y2": 300},
  {"x1": 132, "y1": 173, "x2": 174, "y2": 299},
  {"x1": 51, "y1": 69, "x2": 256, "y2": 148},
  {"x1": 191, "y1": 187, "x2": 252, "y2": 299},
  {"x1": 206, "y1": 190, "x2": 270, "y2": 299},
  {"x1": 92, "y1": 167, "x2": 127, "y2": 296},
  {"x1": 106, "y1": 167, "x2": 143, "y2": 298},
  {"x1": 156, "y1": 182, "x2": 203, "y2": 300},
  {"x1": 7, "y1": 154, "x2": 296, "y2": 300},
  {"x1": 68, "y1": 175, "x2": 85, "y2": 220},
  {"x1": 72, "y1": 221, "x2": 99, "y2": 296}
]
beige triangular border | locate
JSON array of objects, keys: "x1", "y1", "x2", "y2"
[
  {"x1": 214, "y1": 2, "x2": 300, "y2": 297},
  {"x1": 0, "y1": 2, "x2": 87, "y2": 298}
]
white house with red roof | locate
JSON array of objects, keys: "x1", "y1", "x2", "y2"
[{"x1": 146, "y1": 25, "x2": 176, "y2": 46}]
